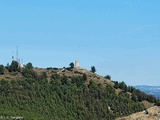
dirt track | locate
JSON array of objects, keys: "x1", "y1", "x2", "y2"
[{"x1": 116, "y1": 106, "x2": 160, "y2": 120}]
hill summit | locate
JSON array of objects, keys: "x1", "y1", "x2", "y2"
[{"x1": 0, "y1": 61, "x2": 159, "y2": 120}]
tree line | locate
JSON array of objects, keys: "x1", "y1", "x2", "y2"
[{"x1": 112, "y1": 81, "x2": 160, "y2": 104}]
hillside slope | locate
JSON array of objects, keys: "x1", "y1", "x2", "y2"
[
  {"x1": 34, "y1": 67, "x2": 114, "y2": 86},
  {"x1": 0, "y1": 67, "x2": 113, "y2": 86},
  {"x1": 0, "y1": 63, "x2": 159, "y2": 120}
]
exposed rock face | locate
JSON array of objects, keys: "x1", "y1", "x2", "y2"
[{"x1": 116, "y1": 106, "x2": 160, "y2": 120}]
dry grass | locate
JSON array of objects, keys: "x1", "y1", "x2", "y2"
[
  {"x1": 116, "y1": 106, "x2": 160, "y2": 120},
  {"x1": 0, "y1": 67, "x2": 114, "y2": 87},
  {"x1": 46, "y1": 67, "x2": 114, "y2": 86},
  {"x1": 0, "y1": 69, "x2": 24, "y2": 81},
  {"x1": 142, "y1": 101, "x2": 155, "y2": 109}
]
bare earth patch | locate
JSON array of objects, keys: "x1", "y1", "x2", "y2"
[{"x1": 116, "y1": 106, "x2": 160, "y2": 120}]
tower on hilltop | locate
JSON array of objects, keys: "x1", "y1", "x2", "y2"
[
  {"x1": 13, "y1": 46, "x2": 24, "y2": 68},
  {"x1": 75, "y1": 60, "x2": 80, "y2": 68}
]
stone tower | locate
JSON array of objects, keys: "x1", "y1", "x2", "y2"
[{"x1": 75, "y1": 60, "x2": 80, "y2": 68}]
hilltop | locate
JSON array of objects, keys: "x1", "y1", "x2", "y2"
[
  {"x1": 0, "y1": 65, "x2": 113, "y2": 86},
  {"x1": 0, "y1": 61, "x2": 159, "y2": 119}
]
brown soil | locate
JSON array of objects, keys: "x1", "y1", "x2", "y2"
[
  {"x1": 0, "y1": 67, "x2": 114, "y2": 87},
  {"x1": 116, "y1": 106, "x2": 160, "y2": 120}
]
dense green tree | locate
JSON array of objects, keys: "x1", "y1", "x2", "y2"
[
  {"x1": 91, "y1": 66, "x2": 96, "y2": 73},
  {"x1": 61, "y1": 76, "x2": 68, "y2": 85},
  {"x1": 119, "y1": 81, "x2": 127, "y2": 91},
  {"x1": 39, "y1": 72, "x2": 47, "y2": 80},
  {"x1": 9, "y1": 60, "x2": 19, "y2": 72},
  {"x1": 71, "y1": 76, "x2": 85, "y2": 87},
  {"x1": 112, "y1": 80, "x2": 159, "y2": 103},
  {"x1": 127, "y1": 86, "x2": 134, "y2": 93},
  {"x1": 51, "y1": 73, "x2": 60, "y2": 80},
  {"x1": 104, "y1": 75, "x2": 111, "y2": 80},
  {"x1": 26, "y1": 62, "x2": 33, "y2": 69},
  {"x1": 0, "y1": 65, "x2": 4, "y2": 75},
  {"x1": 0, "y1": 67, "x2": 158, "y2": 119},
  {"x1": 132, "y1": 93, "x2": 138, "y2": 102},
  {"x1": 22, "y1": 62, "x2": 35, "y2": 79},
  {"x1": 156, "y1": 101, "x2": 160, "y2": 106},
  {"x1": 0, "y1": 76, "x2": 148, "y2": 119},
  {"x1": 112, "y1": 81, "x2": 119, "y2": 89},
  {"x1": 6, "y1": 63, "x2": 10, "y2": 69},
  {"x1": 69, "y1": 62, "x2": 74, "y2": 68},
  {"x1": 83, "y1": 73, "x2": 87, "y2": 81}
]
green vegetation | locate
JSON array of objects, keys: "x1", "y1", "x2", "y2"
[
  {"x1": 104, "y1": 75, "x2": 111, "y2": 80},
  {"x1": 0, "y1": 62, "x2": 159, "y2": 119},
  {"x1": 112, "y1": 81, "x2": 159, "y2": 103},
  {"x1": 69, "y1": 62, "x2": 74, "y2": 68},
  {"x1": 25, "y1": 62, "x2": 33, "y2": 69},
  {"x1": 91, "y1": 66, "x2": 96, "y2": 73},
  {"x1": 0, "y1": 65, "x2": 4, "y2": 75},
  {"x1": 0, "y1": 76, "x2": 145, "y2": 120},
  {"x1": 21, "y1": 64, "x2": 36, "y2": 78},
  {"x1": 8, "y1": 60, "x2": 19, "y2": 72}
]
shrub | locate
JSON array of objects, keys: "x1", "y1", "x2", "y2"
[
  {"x1": 104, "y1": 75, "x2": 111, "y2": 80},
  {"x1": 91, "y1": 66, "x2": 96, "y2": 73},
  {"x1": 0, "y1": 65, "x2": 4, "y2": 75}
]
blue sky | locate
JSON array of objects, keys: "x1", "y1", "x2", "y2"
[{"x1": 0, "y1": 0, "x2": 160, "y2": 86}]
